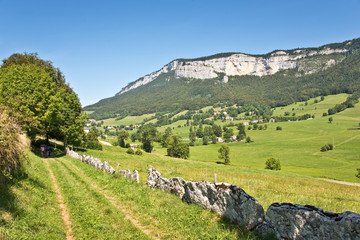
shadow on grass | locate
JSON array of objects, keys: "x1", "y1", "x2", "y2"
[{"x1": 216, "y1": 161, "x2": 225, "y2": 165}]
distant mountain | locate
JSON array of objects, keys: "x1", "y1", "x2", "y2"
[{"x1": 84, "y1": 38, "x2": 360, "y2": 119}]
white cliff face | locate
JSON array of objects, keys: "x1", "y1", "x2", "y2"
[{"x1": 118, "y1": 48, "x2": 348, "y2": 95}]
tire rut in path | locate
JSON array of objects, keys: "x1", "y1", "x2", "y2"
[
  {"x1": 58, "y1": 158, "x2": 161, "y2": 240},
  {"x1": 44, "y1": 158, "x2": 74, "y2": 240}
]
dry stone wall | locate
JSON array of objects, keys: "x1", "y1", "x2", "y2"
[
  {"x1": 65, "y1": 148, "x2": 139, "y2": 183},
  {"x1": 146, "y1": 168, "x2": 360, "y2": 239}
]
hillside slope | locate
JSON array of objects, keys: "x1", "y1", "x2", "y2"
[{"x1": 84, "y1": 38, "x2": 360, "y2": 119}]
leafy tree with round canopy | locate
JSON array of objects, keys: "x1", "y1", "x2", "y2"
[
  {"x1": 0, "y1": 53, "x2": 85, "y2": 147},
  {"x1": 117, "y1": 130, "x2": 129, "y2": 148},
  {"x1": 139, "y1": 125, "x2": 157, "y2": 152}
]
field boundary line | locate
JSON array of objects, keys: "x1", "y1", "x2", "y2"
[
  {"x1": 58, "y1": 157, "x2": 161, "y2": 240},
  {"x1": 44, "y1": 158, "x2": 74, "y2": 240}
]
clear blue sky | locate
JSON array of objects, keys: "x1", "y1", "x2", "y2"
[{"x1": 1, "y1": 0, "x2": 359, "y2": 106}]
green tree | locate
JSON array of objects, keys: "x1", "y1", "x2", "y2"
[
  {"x1": 218, "y1": 144, "x2": 230, "y2": 165},
  {"x1": 356, "y1": 168, "x2": 360, "y2": 179},
  {"x1": 140, "y1": 125, "x2": 157, "y2": 153},
  {"x1": 167, "y1": 136, "x2": 189, "y2": 159},
  {"x1": 0, "y1": 53, "x2": 84, "y2": 147},
  {"x1": 237, "y1": 123, "x2": 246, "y2": 141},
  {"x1": 84, "y1": 131, "x2": 102, "y2": 150},
  {"x1": 202, "y1": 136, "x2": 209, "y2": 145},
  {"x1": 265, "y1": 158, "x2": 281, "y2": 170},
  {"x1": 329, "y1": 117, "x2": 333, "y2": 123},
  {"x1": 223, "y1": 128, "x2": 233, "y2": 143},
  {"x1": 117, "y1": 130, "x2": 129, "y2": 148},
  {"x1": 189, "y1": 131, "x2": 196, "y2": 146}
]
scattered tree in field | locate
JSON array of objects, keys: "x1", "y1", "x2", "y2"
[
  {"x1": 218, "y1": 144, "x2": 230, "y2": 165},
  {"x1": 246, "y1": 136, "x2": 253, "y2": 143},
  {"x1": 189, "y1": 129, "x2": 196, "y2": 146},
  {"x1": 265, "y1": 158, "x2": 281, "y2": 170},
  {"x1": 139, "y1": 125, "x2": 157, "y2": 153},
  {"x1": 328, "y1": 117, "x2": 333, "y2": 123},
  {"x1": 202, "y1": 136, "x2": 209, "y2": 145},
  {"x1": 223, "y1": 128, "x2": 234, "y2": 143},
  {"x1": 167, "y1": 136, "x2": 189, "y2": 159},
  {"x1": 323, "y1": 112, "x2": 328, "y2": 117},
  {"x1": 276, "y1": 126, "x2": 282, "y2": 131},
  {"x1": 321, "y1": 96, "x2": 325, "y2": 101},
  {"x1": 84, "y1": 131, "x2": 102, "y2": 150},
  {"x1": 320, "y1": 144, "x2": 334, "y2": 152},
  {"x1": 117, "y1": 130, "x2": 129, "y2": 148},
  {"x1": 211, "y1": 135, "x2": 217, "y2": 144},
  {"x1": 237, "y1": 123, "x2": 246, "y2": 141}
]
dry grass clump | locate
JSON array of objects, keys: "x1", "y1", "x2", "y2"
[{"x1": 0, "y1": 107, "x2": 27, "y2": 175}]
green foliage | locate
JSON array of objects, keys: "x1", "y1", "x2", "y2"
[
  {"x1": 276, "y1": 126, "x2": 282, "y2": 131},
  {"x1": 167, "y1": 136, "x2": 190, "y2": 159},
  {"x1": 218, "y1": 144, "x2": 230, "y2": 165},
  {"x1": 139, "y1": 125, "x2": 157, "y2": 153},
  {"x1": 0, "y1": 53, "x2": 84, "y2": 146},
  {"x1": 356, "y1": 168, "x2": 360, "y2": 178},
  {"x1": 135, "y1": 149, "x2": 143, "y2": 155},
  {"x1": 265, "y1": 158, "x2": 281, "y2": 170},
  {"x1": 320, "y1": 144, "x2": 334, "y2": 152},
  {"x1": 237, "y1": 123, "x2": 246, "y2": 141},
  {"x1": 328, "y1": 91, "x2": 360, "y2": 115},
  {"x1": 328, "y1": 117, "x2": 333, "y2": 123},
  {"x1": 126, "y1": 148, "x2": 135, "y2": 154},
  {"x1": 246, "y1": 136, "x2": 253, "y2": 143},
  {"x1": 84, "y1": 131, "x2": 102, "y2": 150},
  {"x1": 117, "y1": 130, "x2": 129, "y2": 148}
]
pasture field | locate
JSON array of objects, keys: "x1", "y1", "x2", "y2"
[
  {"x1": 1, "y1": 151, "x2": 253, "y2": 239},
  {"x1": 99, "y1": 113, "x2": 155, "y2": 127}
]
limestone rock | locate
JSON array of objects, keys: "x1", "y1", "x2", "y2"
[
  {"x1": 146, "y1": 168, "x2": 264, "y2": 230},
  {"x1": 265, "y1": 203, "x2": 360, "y2": 240}
]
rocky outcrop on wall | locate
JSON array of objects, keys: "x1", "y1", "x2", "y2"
[
  {"x1": 146, "y1": 168, "x2": 264, "y2": 230},
  {"x1": 65, "y1": 148, "x2": 139, "y2": 183},
  {"x1": 147, "y1": 168, "x2": 360, "y2": 239},
  {"x1": 263, "y1": 203, "x2": 360, "y2": 240},
  {"x1": 118, "y1": 47, "x2": 348, "y2": 95}
]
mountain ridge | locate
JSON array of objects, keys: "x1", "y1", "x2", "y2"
[{"x1": 84, "y1": 38, "x2": 360, "y2": 119}]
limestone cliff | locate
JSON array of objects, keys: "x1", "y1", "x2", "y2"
[{"x1": 118, "y1": 46, "x2": 348, "y2": 95}]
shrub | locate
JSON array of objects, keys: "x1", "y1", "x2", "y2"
[
  {"x1": 0, "y1": 109, "x2": 27, "y2": 176},
  {"x1": 321, "y1": 144, "x2": 334, "y2": 152},
  {"x1": 356, "y1": 168, "x2": 360, "y2": 179},
  {"x1": 276, "y1": 126, "x2": 282, "y2": 131},
  {"x1": 126, "y1": 148, "x2": 135, "y2": 154},
  {"x1": 246, "y1": 136, "x2": 252, "y2": 143},
  {"x1": 135, "y1": 149, "x2": 143, "y2": 155},
  {"x1": 265, "y1": 158, "x2": 281, "y2": 170}
]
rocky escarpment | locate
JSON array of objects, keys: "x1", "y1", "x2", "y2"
[{"x1": 118, "y1": 47, "x2": 348, "y2": 95}]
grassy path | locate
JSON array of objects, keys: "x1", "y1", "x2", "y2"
[
  {"x1": 44, "y1": 158, "x2": 74, "y2": 240},
  {"x1": 49, "y1": 158, "x2": 151, "y2": 239},
  {"x1": 54, "y1": 157, "x2": 159, "y2": 240}
]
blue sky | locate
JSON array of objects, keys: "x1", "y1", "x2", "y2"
[{"x1": 1, "y1": 0, "x2": 359, "y2": 106}]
